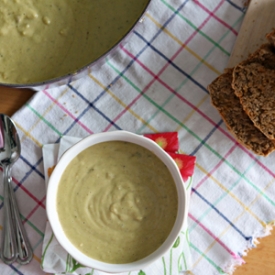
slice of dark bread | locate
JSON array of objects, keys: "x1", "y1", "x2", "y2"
[
  {"x1": 232, "y1": 41, "x2": 275, "y2": 140},
  {"x1": 208, "y1": 69, "x2": 275, "y2": 156}
]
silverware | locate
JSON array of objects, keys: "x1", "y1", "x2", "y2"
[{"x1": 0, "y1": 114, "x2": 33, "y2": 264}]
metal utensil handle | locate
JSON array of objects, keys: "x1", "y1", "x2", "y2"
[
  {"x1": 1, "y1": 166, "x2": 17, "y2": 264},
  {"x1": 9, "y1": 182, "x2": 33, "y2": 264}
]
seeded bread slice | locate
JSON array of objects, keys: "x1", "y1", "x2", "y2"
[
  {"x1": 232, "y1": 44, "x2": 275, "y2": 140},
  {"x1": 208, "y1": 69, "x2": 275, "y2": 156}
]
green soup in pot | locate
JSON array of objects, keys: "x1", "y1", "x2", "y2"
[{"x1": 0, "y1": 0, "x2": 149, "y2": 84}]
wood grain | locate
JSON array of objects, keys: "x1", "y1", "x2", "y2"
[
  {"x1": 228, "y1": 0, "x2": 275, "y2": 67},
  {"x1": 234, "y1": 232, "x2": 275, "y2": 274},
  {"x1": 0, "y1": 86, "x2": 35, "y2": 116}
]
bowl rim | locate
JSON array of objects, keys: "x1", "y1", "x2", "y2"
[{"x1": 46, "y1": 130, "x2": 188, "y2": 273}]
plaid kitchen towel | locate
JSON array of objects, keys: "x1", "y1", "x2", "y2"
[{"x1": 1, "y1": 0, "x2": 275, "y2": 274}]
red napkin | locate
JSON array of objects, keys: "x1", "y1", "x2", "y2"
[
  {"x1": 144, "y1": 132, "x2": 196, "y2": 182},
  {"x1": 143, "y1": 132, "x2": 179, "y2": 152},
  {"x1": 167, "y1": 153, "x2": 196, "y2": 182}
]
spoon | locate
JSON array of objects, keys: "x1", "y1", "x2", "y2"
[{"x1": 0, "y1": 114, "x2": 33, "y2": 264}]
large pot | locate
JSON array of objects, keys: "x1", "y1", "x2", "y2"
[{"x1": 0, "y1": 0, "x2": 152, "y2": 90}]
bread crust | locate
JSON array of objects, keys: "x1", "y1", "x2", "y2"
[
  {"x1": 266, "y1": 28, "x2": 275, "y2": 47},
  {"x1": 208, "y1": 69, "x2": 275, "y2": 156}
]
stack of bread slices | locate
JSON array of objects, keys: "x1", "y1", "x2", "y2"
[{"x1": 208, "y1": 30, "x2": 275, "y2": 156}]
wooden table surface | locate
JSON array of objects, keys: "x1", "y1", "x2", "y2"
[{"x1": 1, "y1": 86, "x2": 275, "y2": 274}]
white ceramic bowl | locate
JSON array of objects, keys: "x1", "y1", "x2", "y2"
[{"x1": 46, "y1": 131, "x2": 187, "y2": 273}]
